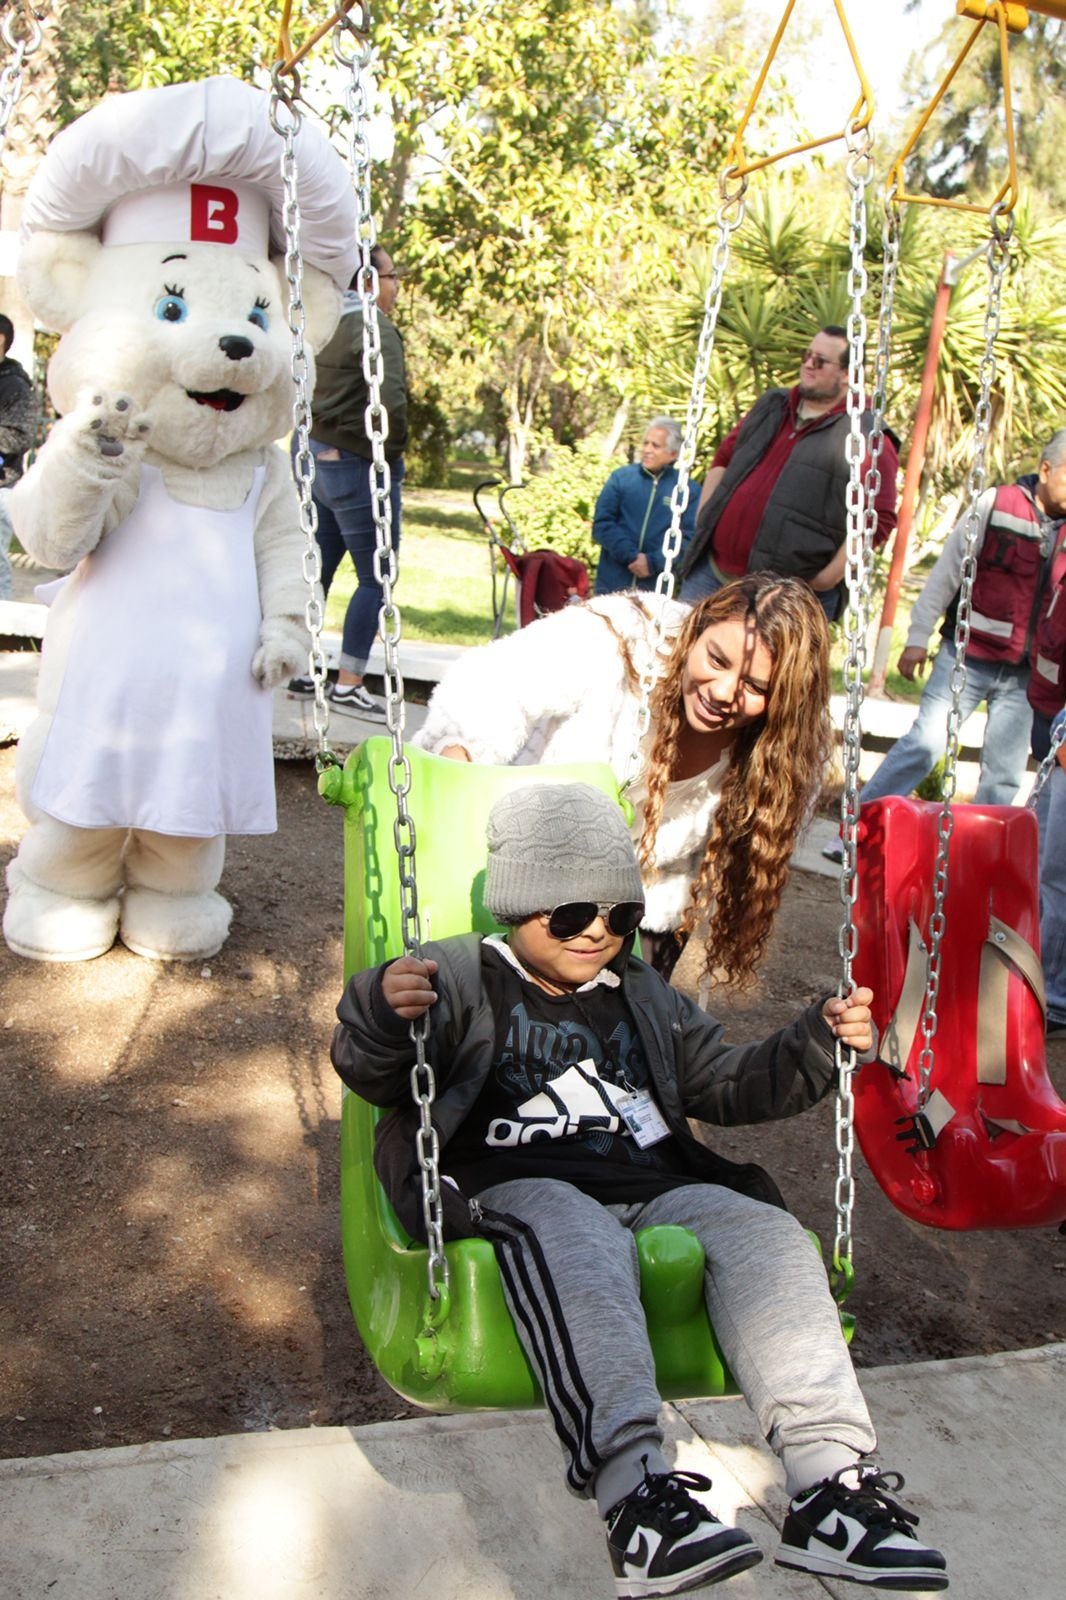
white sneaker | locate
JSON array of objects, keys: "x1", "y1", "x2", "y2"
[
  {"x1": 776, "y1": 1465, "x2": 947, "y2": 1589},
  {"x1": 605, "y1": 1462, "x2": 762, "y2": 1597}
]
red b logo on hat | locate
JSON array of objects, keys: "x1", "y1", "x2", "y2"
[{"x1": 190, "y1": 184, "x2": 239, "y2": 245}]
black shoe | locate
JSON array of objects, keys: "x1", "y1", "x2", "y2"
[
  {"x1": 822, "y1": 839, "x2": 844, "y2": 864},
  {"x1": 605, "y1": 1463, "x2": 762, "y2": 1597},
  {"x1": 776, "y1": 1464, "x2": 948, "y2": 1590},
  {"x1": 329, "y1": 682, "x2": 388, "y2": 722},
  {"x1": 286, "y1": 675, "x2": 317, "y2": 697},
  {"x1": 1046, "y1": 1018, "x2": 1066, "y2": 1040}
]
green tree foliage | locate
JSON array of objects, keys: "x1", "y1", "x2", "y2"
[
  {"x1": 48, "y1": 1, "x2": 263, "y2": 128},
  {"x1": 29, "y1": 0, "x2": 1063, "y2": 541},
  {"x1": 662, "y1": 178, "x2": 1066, "y2": 553},
  {"x1": 899, "y1": 12, "x2": 1066, "y2": 210},
  {"x1": 369, "y1": 0, "x2": 753, "y2": 478},
  {"x1": 502, "y1": 437, "x2": 609, "y2": 569}
]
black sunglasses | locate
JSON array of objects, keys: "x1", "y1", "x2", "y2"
[
  {"x1": 544, "y1": 901, "x2": 645, "y2": 940},
  {"x1": 800, "y1": 349, "x2": 844, "y2": 370}
]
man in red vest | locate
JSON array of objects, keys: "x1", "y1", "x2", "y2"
[{"x1": 840, "y1": 431, "x2": 1066, "y2": 830}]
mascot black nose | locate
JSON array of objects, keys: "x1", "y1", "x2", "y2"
[{"x1": 219, "y1": 335, "x2": 255, "y2": 361}]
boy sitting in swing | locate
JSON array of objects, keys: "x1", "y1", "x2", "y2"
[{"x1": 332, "y1": 782, "x2": 948, "y2": 1597}]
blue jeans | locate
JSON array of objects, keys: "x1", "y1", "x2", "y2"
[
  {"x1": 303, "y1": 441, "x2": 404, "y2": 675},
  {"x1": 860, "y1": 639, "x2": 1033, "y2": 807},
  {"x1": 1039, "y1": 712, "x2": 1066, "y2": 1026},
  {"x1": 679, "y1": 559, "x2": 725, "y2": 604},
  {"x1": 680, "y1": 558, "x2": 840, "y2": 620}
]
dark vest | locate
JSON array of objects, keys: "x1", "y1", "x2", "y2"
[{"x1": 684, "y1": 389, "x2": 883, "y2": 582}]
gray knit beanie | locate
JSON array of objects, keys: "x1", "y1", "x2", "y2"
[{"x1": 484, "y1": 782, "x2": 644, "y2": 922}]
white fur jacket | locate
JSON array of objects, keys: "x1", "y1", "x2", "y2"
[{"x1": 414, "y1": 595, "x2": 726, "y2": 932}]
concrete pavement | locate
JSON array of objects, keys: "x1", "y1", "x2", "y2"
[{"x1": 1, "y1": 1344, "x2": 1063, "y2": 1599}]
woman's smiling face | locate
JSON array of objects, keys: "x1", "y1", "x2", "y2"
[{"x1": 680, "y1": 614, "x2": 774, "y2": 738}]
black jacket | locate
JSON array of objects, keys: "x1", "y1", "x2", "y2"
[
  {"x1": 0, "y1": 357, "x2": 36, "y2": 485},
  {"x1": 331, "y1": 934, "x2": 844, "y2": 1242}
]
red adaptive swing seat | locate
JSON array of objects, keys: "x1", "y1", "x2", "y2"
[
  {"x1": 852, "y1": 795, "x2": 1066, "y2": 1230},
  {"x1": 499, "y1": 544, "x2": 590, "y2": 627}
]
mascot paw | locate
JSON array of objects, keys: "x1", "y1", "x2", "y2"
[
  {"x1": 76, "y1": 388, "x2": 153, "y2": 466},
  {"x1": 252, "y1": 622, "x2": 308, "y2": 691},
  {"x1": 3, "y1": 861, "x2": 120, "y2": 962},
  {"x1": 119, "y1": 885, "x2": 233, "y2": 962}
]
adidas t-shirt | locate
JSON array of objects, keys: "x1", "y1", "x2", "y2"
[{"x1": 442, "y1": 938, "x2": 694, "y2": 1202}]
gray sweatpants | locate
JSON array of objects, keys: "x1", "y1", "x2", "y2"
[{"x1": 473, "y1": 1177, "x2": 876, "y2": 1513}]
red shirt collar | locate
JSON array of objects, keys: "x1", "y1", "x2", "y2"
[{"x1": 787, "y1": 384, "x2": 847, "y2": 425}]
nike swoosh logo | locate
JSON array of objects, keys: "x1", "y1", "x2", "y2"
[
  {"x1": 817, "y1": 1518, "x2": 852, "y2": 1552},
  {"x1": 627, "y1": 1532, "x2": 650, "y2": 1569}
]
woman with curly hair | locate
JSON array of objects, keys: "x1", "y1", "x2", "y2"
[{"x1": 414, "y1": 571, "x2": 832, "y2": 987}]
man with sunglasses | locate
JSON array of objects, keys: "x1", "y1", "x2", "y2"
[
  {"x1": 333, "y1": 781, "x2": 947, "y2": 1598},
  {"x1": 680, "y1": 326, "x2": 899, "y2": 621}
]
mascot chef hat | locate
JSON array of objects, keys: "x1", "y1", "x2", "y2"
[{"x1": 19, "y1": 75, "x2": 358, "y2": 292}]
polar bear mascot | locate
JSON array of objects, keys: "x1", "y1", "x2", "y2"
[{"x1": 4, "y1": 77, "x2": 355, "y2": 962}]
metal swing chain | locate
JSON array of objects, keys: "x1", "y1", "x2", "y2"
[
  {"x1": 913, "y1": 210, "x2": 1013, "y2": 1117},
  {"x1": 335, "y1": 11, "x2": 449, "y2": 1304},
  {"x1": 862, "y1": 195, "x2": 901, "y2": 587},
  {"x1": 269, "y1": 71, "x2": 336, "y2": 770},
  {"x1": 1028, "y1": 718, "x2": 1066, "y2": 810},
  {"x1": 626, "y1": 171, "x2": 748, "y2": 788},
  {"x1": 0, "y1": 4, "x2": 44, "y2": 154},
  {"x1": 832, "y1": 117, "x2": 875, "y2": 1286}
]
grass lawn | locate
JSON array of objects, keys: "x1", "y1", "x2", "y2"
[
  {"x1": 324, "y1": 474, "x2": 927, "y2": 697},
  {"x1": 323, "y1": 468, "x2": 516, "y2": 649}
]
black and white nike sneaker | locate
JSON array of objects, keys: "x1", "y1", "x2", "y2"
[
  {"x1": 605, "y1": 1463, "x2": 762, "y2": 1597},
  {"x1": 776, "y1": 1464, "x2": 948, "y2": 1589}
]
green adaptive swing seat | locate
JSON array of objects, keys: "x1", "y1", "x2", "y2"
[
  {"x1": 322, "y1": 736, "x2": 749, "y2": 1410},
  {"x1": 324, "y1": 737, "x2": 849, "y2": 1410}
]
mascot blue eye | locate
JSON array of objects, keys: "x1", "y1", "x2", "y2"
[
  {"x1": 248, "y1": 302, "x2": 269, "y2": 332},
  {"x1": 154, "y1": 293, "x2": 188, "y2": 323}
]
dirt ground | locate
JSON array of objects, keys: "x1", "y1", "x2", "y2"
[{"x1": 2, "y1": 748, "x2": 1065, "y2": 1464}]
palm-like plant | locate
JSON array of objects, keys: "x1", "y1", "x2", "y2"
[{"x1": 652, "y1": 176, "x2": 1066, "y2": 548}]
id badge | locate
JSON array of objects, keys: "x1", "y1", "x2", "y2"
[{"x1": 618, "y1": 1089, "x2": 671, "y2": 1149}]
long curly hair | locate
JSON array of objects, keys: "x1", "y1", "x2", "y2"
[{"x1": 639, "y1": 572, "x2": 832, "y2": 989}]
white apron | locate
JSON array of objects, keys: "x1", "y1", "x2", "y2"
[{"x1": 32, "y1": 464, "x2": 276, "y2": 836}]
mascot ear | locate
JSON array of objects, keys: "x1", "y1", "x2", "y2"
[
  {"x1": 16, "y1": 231, "x2": 102, "y2": 333},
  {"x1": 299, "y1": 263, "x2": 343, "y2": 354}
]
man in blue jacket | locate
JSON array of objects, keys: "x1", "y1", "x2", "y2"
[{"x1": 592, "y1": 418, "x2": 699, "y2": 594}]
